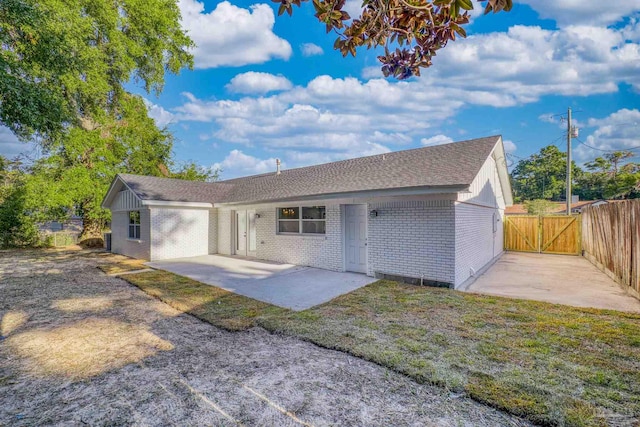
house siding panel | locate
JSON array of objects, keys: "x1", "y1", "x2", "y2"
[
  {"x1": 458, "y1": 155, "x2": 506, "y2": 209},
  {"x1": 111, "y1": 189, "x2": 142, "y2": 212},
  {"x1": 367, "y1": 200, "x2": 455, "y2": 284},
  {"x1": 110, "y1": 209, "x2": 150, "y2": 260},
  {"x1": 149, "y1": 208, "x2": 209, "y2": 261}
]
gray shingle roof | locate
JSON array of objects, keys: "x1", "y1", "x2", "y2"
[
  {"x1": 118, "y1": 174, "x2": 233, "y2": 203},
  {"x1": 117, "y1": 135, "x2": 500, "y2": 205}
]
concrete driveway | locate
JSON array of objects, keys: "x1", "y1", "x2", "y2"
[
  {"x1": 465, "y1": 252, "x2": 640, "y2": 313},
  {"x1": 147, "y1": 255, "x2": 376, "y2": 311}
]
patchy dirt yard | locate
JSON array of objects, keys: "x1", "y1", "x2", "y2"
[{"x1": 0, "y1": 249, "x2": 529, "y2": 426}]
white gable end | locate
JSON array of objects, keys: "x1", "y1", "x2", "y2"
[
  {"x1": 111, "y1": 188, "x2": 142, "y2": 212},
  {"x1": 457, "y1": 155, "x2": 506, "y2": 209}
]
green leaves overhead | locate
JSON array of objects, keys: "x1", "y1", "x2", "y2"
[
  {"x1": 511, "y1": 145, "x2": 581, "y2": 202},
  {"x1": 0, "y1": 0, "x2": 194, "y2": 140},
  {"x1": 272, "y1": 0, "x2": 511, "y2": 79}
]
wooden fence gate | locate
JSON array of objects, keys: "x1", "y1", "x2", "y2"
[{"x1": 504, "y1": 215, "x2": 581, "y2": 255}]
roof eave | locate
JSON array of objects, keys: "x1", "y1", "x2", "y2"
[
  {"x1": 213, "y1": 184, "x2": 469, "y2": 207},
  {"x1": 141, "y1": 200, "x2": 213, "y2": 208}
]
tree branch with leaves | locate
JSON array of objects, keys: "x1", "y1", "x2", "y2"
[{"x1": 274, "y1": 0, "x2": 512, "y2": 79}]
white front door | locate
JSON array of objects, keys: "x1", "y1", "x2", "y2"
[
  {"x1": 236, "y1": 210, "x2": 257, "y2": 257},
  {"x1": 345, "y1": 204, "x2": 367, "y2": 273}
]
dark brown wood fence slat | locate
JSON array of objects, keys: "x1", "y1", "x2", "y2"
[{"x1": 581, "y1": 201, "x2": 640, "y2": 299}]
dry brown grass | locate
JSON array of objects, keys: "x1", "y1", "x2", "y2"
[
  {"x1": 6, "y1": 318, "x2": 174, "y2": 379},
  {"x1": 97, "y1": 258, "x2": 148, "y2": 275},
  {"x1": 1, "y1": 249, "x2": 525, "y2": 426}
]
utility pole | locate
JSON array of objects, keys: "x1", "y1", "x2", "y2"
[{"x1": 566, "y1": 107, "x2": 573, "y2": 216}]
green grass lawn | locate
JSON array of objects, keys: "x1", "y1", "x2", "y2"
[{"x1": 122, "y1": 271, "x2": 640, "y2": 426}]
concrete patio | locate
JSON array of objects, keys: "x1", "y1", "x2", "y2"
[
  {"x1": 465, "y1": 252, "x2": 640, "y2": 313},
  {"x1": 147, "y1": 255, "x2": 376, "y2": 310}
]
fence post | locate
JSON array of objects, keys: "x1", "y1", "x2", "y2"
[{"x1": 537, "y1": 215, "x2": 542, "y2": 254}]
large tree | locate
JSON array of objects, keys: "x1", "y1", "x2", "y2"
[
  {"x1": 0, "y1": 155, "x2": 40, "y2": 247},
  {"x1": 576, "y1": 151, "x2": 640, "y2": 200},
  {"x1": 2, "y1": 0, "x2": 198, "y2": 241},
  {"x1": 510, "y1": 145, "x2": 582, "y2": 202},
  {"x1": 1, "y1": 0, "x2": 193, "y2": 140},
  {"x1": 275, "y1": 0, "x2": 512, "y2": 79},
  {"x1": 23, "y1": 94, "x2": 219, "y2": 241}
]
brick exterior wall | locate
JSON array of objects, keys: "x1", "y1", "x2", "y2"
[
  {"x1": 454, "y1": 152, "x2": 505, "y2": 288},
  {"x1": 149, "y1": 208, "x2": 209, "y2": 261},
  {"x1": 208, "y1": 209, "x2": 218, "y2": 254},
  {"x1": 367, "y1": 200, "x2": 455, "y2": 283},
  {"x1": 454, "y1": 203, "x2": 502, "y2": 286},
  {"x1": 255, "y1": 204, "x2": 343, "y2": 271},
  {"x1": 217, "y1": 209, "x2": 233, "y2": 255},
  {"x1": 110, "y1": 209, "x2": 151, "y2": 260}
]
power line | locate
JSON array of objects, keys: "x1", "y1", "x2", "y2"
[
  {"x1": 546, "y1": 109, "x2": 584, "y2": 119},
  {"x1": 575, "y1": 137, "x2": 640, "y2": 152}
]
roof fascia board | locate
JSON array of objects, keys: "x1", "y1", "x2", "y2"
[
  {"x1": 141, "y1": 200, "x2": 213, "y2": 208},
  {"x1": 214, "y1": 185, "x2": 469, "y2": 207},
  {"x1": 491, "y1": 137, "x2": 514, "y2": 206}
]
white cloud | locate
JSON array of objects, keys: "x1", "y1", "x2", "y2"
[
  {"x1": 213, "y1": 149, "x2": 279, "y2": 177},
  {"x1": 213, "y1": 141, "x2": 391, "y2": 179},
  {"x1": 167, "y1": 18, "x2": 640, "y2": 171},
  {"x1": 301, "y1": 43, "x2": 324, "y2": 57},
  {"x1": 538, "y1": 113, "x2": 559, "y2": 124},
  {"x1": 226, "y1": 72, "x2": 293, "y2": 94},
  {"x1": 143, "y1": 99, "x2": 175, "y2": 128},
  {"x1": 574, "y1": 108, "x2": 640, "y2": 161},
  {"x1": 502, "y1": 139, "x2": 517, "y2": 153},
  {"x1": 518, "y1": 0, "x2": 640, "y2": 26},
  {"x1": 424, "y1": 22, "x2": 640, "y2": 100},
  {"x1": 361, "y1": 66, "x2": 383, "y2": 80},
  {"x1": 420, "y1": 134, "x2": 453, "y2": 146},
  {"x1": 178, "y1": 0, "x2": 292, "y2": 68}
]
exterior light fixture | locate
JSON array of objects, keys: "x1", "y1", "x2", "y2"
[{"x1": 369, "y1": 210, "x2": 378, "y2": 217}]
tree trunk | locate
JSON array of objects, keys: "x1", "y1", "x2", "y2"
[{"x1": 80, "y1": 216, "x2": 106, "y2": 245}]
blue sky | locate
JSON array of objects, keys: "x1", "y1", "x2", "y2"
[{"x1": 2, "y1": 0, "x2": 639, "y2": 178}]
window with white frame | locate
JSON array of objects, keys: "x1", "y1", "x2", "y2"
[
  {"x1": 277, "y1": 206, "x2": 326, "y2": 234},
  {"x1": 128, "y1": 211, "x2": 141, "y2": 239}
]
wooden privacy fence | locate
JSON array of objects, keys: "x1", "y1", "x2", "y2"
[
  {"x1": 582, "y1": 201, "x2": 640, "y2": 299},
  {"x1": 504, "y1": 215, "x2": 581, "y2": 255}
]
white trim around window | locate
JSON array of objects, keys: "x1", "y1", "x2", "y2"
[
  {"x1": 128, "y1": 210, "x2": 141, "y2": 240},
  {"x1": 276, "y1": 206, "x2": 326, "y2": 235}
]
